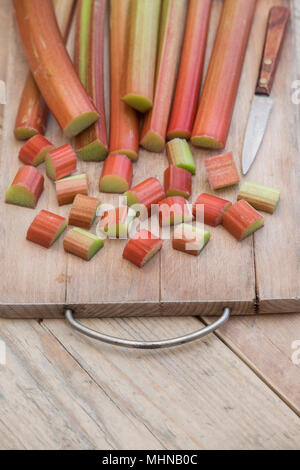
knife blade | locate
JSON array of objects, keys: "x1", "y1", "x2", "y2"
[{"x1": 242, "y1": 6, "x2": 290, "y2": 175}]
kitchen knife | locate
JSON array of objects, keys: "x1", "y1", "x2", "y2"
[{"x1": 242, "y1": 6, "x2": 290, "y2": 175}]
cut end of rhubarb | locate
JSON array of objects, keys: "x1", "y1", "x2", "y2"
[
  {"x1": 100, "y1": 175, "x2": 130, "y2": 194},
  {"x1": 122, "y1": 93, "x2": 153, "y2": 113},
  {"x1": 123, "y1": 230, "x2": 162, "y2": 268},
  {"x1": 166, "y1": 129, "x2": 191, "y2": 141},
  {"x1": 63, "y1": 111, "x2": 100, "y2": 138},
  {"x1": 140, "y1": 130, "x2": 165, "y2": 153},
  {"x1": 45, "y1": 156, "x2": 56, "y2": 180},
  {"x1": 6, "y1": 186, "x2": 35, "y2": 209},
  {"x1": 191, "y1": 135, "x2": 224, "y2": 150},
  {"x1": 14, "y1": 128, "x2": 39, "y2": 141},
  {"x1": 77, "y1": 140, "x2": 108, "y2": 161},
  {"x1": 124, "y1": 191, "x2": 140, "y2": 207},
  {"x1": 241, "y1": 217, "x2": 265, "y2": 240}
]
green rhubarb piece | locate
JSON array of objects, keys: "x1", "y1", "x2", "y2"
[
  {"x1": 166, "y1": 138, "x2": 196, "y2": 175},
  {"x1": 237, "y1": 182, "x2": 281, "y2": 214}
]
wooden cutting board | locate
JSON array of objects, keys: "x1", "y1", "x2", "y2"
[{"x1": 0, "y1": 0, "x2": 299, "y2": 319}]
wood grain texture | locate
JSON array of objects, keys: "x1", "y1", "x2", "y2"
[
  {"x1": 0, "y1": 0, "x2": 299, "y2": 317},
  {"x1": 40, "y1": 316, "x2": 300, "y2": 449},
  {"x1": 256, "y1": 6, "x2": 291, "y2": 95},
  {"x1": 202, "y1": 0, "x2": 300, "y2": 420},
  {"x1": 203, "y1": 313, "x2": 300, "y2": 417}
]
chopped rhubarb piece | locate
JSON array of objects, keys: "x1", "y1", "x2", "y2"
[
  {"x1": 99, "y1": 206, "x2": 136, "y2": 239},
  {"x1": 158, "y1": 196, "x2": 193, "y2": 227},
  {"x1": 191, "y1": 0, "x2": 256, "y2": 149},
  {"x1": 13, "y1": 0, "x2": 99, "y2": 137},
  {"x1": 140, "y1": 0, "x2": 186, "y2": 152},
  {"x1": 14, "y1": 0, "x2": 75, "y2": 140},
  {"x1": 167, "y1": 0, "x2": 212, "y2": 140},
  {"x1": 27, "y1": 210, "x2": 67, "y2": 248},
  {"x1": 193, "y1": 193, "x2": 232, "y2": 227},
  {"x1": 19, "y1": 134, "x2": 54, "y2": 166},
  {"x1": 64, "y1": 227, "x2": 104, "y2": 261},
  {"x1": 222, "y1": 200, "x2": 264, "y2": 241},
  {"x1": 56, "y1": 173, "x2": 88, "y2": 206},
  {"x1": 164, "y1": 166, "x2": 192, "y2": 199},
  {"x1": 173, "y1": 224, "x2": 210, "y2": 256},
  {"x1": 45, "y1": 144, "x2": 77, "y2": 181},
  {"x1": 109, "y1": 0, "x2": 139, "y2": 161},
  {"x1": 204, "y1": 152, "x2": 239, "y2": 190},
  {"x1": 237, "y1": 182, "x2": 280, "y2": 214},
  {"x1": 123, "y1": 230, "x2": 162, "y2": 268},
  {"x1": 99, "y1": 154, "x2": 133, "y2": 194},
  {"x1": 122, "y1": 0, "x2": 161, "y2": 113},
  {"x1": 5, "y1": 166, "x2": 44, "y2": 208},
  {"x1": 69, "y1": 194, "x2": 101, "y2": 229},
  {"x1": 166, "y1": 139, "x2": 196, "y2": 175},
  {"x1": 74, "y1": 0, "x2": 108, "y2": 161},
  {"x1": 124, "y1": 177, "x2": 165, "y2": 215}
]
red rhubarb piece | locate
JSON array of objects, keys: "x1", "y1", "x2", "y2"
[
  {"x1": 204, "y1": 152, "x2": 239, "y2": 190},
  {"x1": 5, "y1": 166, "x2": 44, "y2": 208},
  {"x1": 222, "y1": 200, "x2": 264, "y2": 241},
  {"x1": 27, "y1": 210, "x2": 67, "y2": 248},
  {"x1": 45, "y1": 144, "x2": 77, "y2": 181},
  {"x1": 19, "y1": 134, "x2": 54, "y2": 166},
  {"x1": 123, "y1": 230, "x2": 163, "y2": 268},
  {"x1": 164, "y1": 166, "x2": 192, "y2": 199},
  {"x1": 193, "y1": 193, "x2": 232, "y2": 227}
]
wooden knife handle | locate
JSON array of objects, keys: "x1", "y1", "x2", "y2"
[{"x1": 256, "y1": 6, "x2": 290, "y2": 95}]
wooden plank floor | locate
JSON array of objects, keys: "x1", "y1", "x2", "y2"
[{"x1": 0, "y1": 1, "x2": 299, "y2": 449}]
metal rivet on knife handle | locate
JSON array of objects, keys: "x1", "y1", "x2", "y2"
[{"x1": 256, "y1": 6, "x2": 290, "y2": 96}]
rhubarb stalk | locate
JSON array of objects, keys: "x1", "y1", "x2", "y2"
[
  {"x1": 222, "y1": 200, "x2": 264, "y2": 241},
  {"x1": 193, "y1": 193, "x2": 232, "y2": 227},
  {"x1": 123, "y1": 230, "x2": 163, "y2": 268},
  {"x1": 13, "y1": 0, "x2": 99, "y2": 137},
  {"x1": 14, "y1": 0, "x2": 75, "y2": 140},
  {"x1": 75, "y1": 0, "x2": 108, "y2": 160},
  {"x1": 69, "y1": 194, "x2": 100, "y2": 229},
  {"x1": 19, "y1": 135, "x2": 54, "y2": 166},
  {"x1": 191, "y1": 0, "x2": 257, "y2": 149},
  {"x1": 140, "y1": 0, "x2": 186, "y2": 153},
  {"x1": 167, "y1": 0, "x2": 212, "y2": 140},
  {"x1": 122, "y1": 0, "x2": 162, "y2": 113},
  {"x1": 99, "y1": 154, "x2": 133, "y2": 194},
  {"x1": 56, "y1": 174, "x2": 88, "y2": 206},
  {"x1": 173, "y1": 224, "x2": 210, "y2": 257},
  {"x1": 64, "y1": 228, "x2": 104, "y2": 261},
  {"x1": 109, "y1": 0, "x2": 139, "y2": 161},
  {"x1": 27, "y1": 210, "x2": 67, "y2": 248},
  {"x1": 5, "y1": 166, "x2": 44, "y2": 208},
  {"x1": 237, "y1": 182, "x2": 281, "y2": 214},
  {"x1": 46, "y1": 145, "x2": 77, "y2": 181}
]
